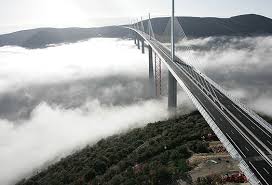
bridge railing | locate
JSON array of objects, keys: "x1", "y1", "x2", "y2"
[{"x1": 196, "y1": 69, "x2": 272, "y2": 134}]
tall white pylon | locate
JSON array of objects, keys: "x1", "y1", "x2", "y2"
[
  {"x1": 171, "y1": 0, "x2": 175, "y2": 63},
  {"x1": 149, "y1": 13, "x2": 151, "y2": 39}
]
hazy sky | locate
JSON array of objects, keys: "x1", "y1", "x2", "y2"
[{"x1": 0, "y1": 0, "x2": 272, "y2": 33}]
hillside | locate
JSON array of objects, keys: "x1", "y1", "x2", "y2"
[
  {"x1": 1, "y1": 14, "x2": 272, "y2": 49},
  {"x1": 15, "y1": 111, "x2": 272, "y2": 185},
  {"x1": 16, "y1": 111, "x2": 212, "y2": 185},
  {"x1": 0, "y1": 26, "x2": 129, "y2": 49}
]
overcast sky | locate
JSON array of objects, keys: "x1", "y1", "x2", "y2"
[{"x1": 0, "y1": 0, "x2": 272, "y2": 33}]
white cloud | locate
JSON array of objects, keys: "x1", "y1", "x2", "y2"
[
  {"x1": 1, "y1": 35, "x2": 272, "y2": 185},
  {"x1": 176, "y1": 36, "x2": 272, "y2": 116},
  {"x1": 0, "y1": 38, "x2": 196, "y2": 185},
  {"x1": 0, "y1": 38, "x2": 147, "y2": 93},
  {"x1": 0, "y1": 38, "x2": 171, "y2": 185},
  {"x1": 250, "y1": 96, "x2": 272, "y2": 116},
  {"x1": 0, "y1": 99, "x2": 169, "y2": 185}
]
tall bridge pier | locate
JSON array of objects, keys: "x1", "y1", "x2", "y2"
[
  {"x1": 134, "y1": 31, "x2": 177, "y2": 109},
  {"x1": 148, "y1": 45, "x2": 155, "y2": 97},
  {"x1": 148, "y1": 40, "x2": 177, "y2": 109},
  {"x1": 137, "y1": 36, "x2": 140, "y2": 49},
  {"x1": 141, "y1": 40, "x2": 145, "y2": 54},
  {"x1": 168, "y1": 72, "x2": 177, "y2": 109},
  {"x1": 134, "y1": 34, "x2": 136, "y2": 45}
]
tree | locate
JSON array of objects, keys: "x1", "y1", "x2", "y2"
[
  {"x1": 156, "y1": 167, "x2": 172, "y2": 185},
  {"x1": 110, "y1": 174, "x2": 124, "y2": 185},
  {"x1": 123, "y1": 178, "x2": 137, "y2": 185},
  {"x1": 170, "y1": 149, "x2": 180, "y2": 160},
  {"x1": 176, "y1": 159, "x2": 189, "y2": 173},
  {"x1": 94, "y1": 159, "x2": 107, "y2": 175},
  {"x1": 84, "y1": 169, "x2": 96, "y2": 182}
]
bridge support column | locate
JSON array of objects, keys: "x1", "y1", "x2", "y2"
[
  {"x1": 137, "y1": 37, "x2": 140, "y2": 50},
  {"x1": 141, "y1": 40, "x2": 145, "y2": 54},
  {"x1": 134, "y1": 35, "x2": 136, "y2": 45},
  {"x1": 168, "y1": 71, "x2": 177, "y2": 110},
  {"x1": 154, "y1": 54, "x2": 162, "y2": 97},
  {"x1": 148, "y1": 45, "x2": 155, "y2": 97}
]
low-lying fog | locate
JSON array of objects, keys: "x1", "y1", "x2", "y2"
[
  {"x1": 0, "y1": 38, "x2": 194, "y2": 185},
  {"x1": 0, "y1": 36, "x2": 271, "y2": 185},
  {"x1": 176, "y1": 36, "x2": 272, "y2": 115}
]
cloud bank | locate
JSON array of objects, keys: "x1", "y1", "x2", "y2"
[
  {"x1": 177, "y1": 36, "x2": 272, "y2": 116},
  {"x1": 1, "y1": 35, "x2": 271, "y2": 185},
  {"x1": 0, "y1": 99, "x2": 170, "y2": 185},
  {"x1": 0, "y1": 38, "x2": 177, "y2": 185}
]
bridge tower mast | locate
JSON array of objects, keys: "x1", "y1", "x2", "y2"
[
  {"x1": 168, "y1": 0, "x2": 177, "y2": 110},
  {"x1": 148, "y1": 13, "x2": 151, "y2": 40}
]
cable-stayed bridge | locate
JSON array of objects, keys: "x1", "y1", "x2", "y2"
[{"x1": 126, "y1": 13, "x2": 272, "y2": 185}]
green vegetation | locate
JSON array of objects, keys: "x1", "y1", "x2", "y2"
[
  {"x1": 16, "y1": 111, "x2": 212, "y2": 185},
  {"x1": 15, "y1": 111, "x2": 213, "y2": 185}
]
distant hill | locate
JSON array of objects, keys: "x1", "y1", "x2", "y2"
[
  {"x1": 0, "y1": 26, "x2": 129, "y2": 49},
  {"x1": 149, "y1": 14, "x2": 272, "y2": 38},
  {"x1": 1, "y1": 14, "x2": 272, "y2": 49}
]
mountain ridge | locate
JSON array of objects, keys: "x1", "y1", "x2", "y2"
[{"x1": 1, "y1": 14, "x2": 272, "y2": 49}]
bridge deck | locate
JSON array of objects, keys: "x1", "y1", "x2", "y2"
[{"x1": 130, "y1": 28, "x2": 272, "y2": 185}]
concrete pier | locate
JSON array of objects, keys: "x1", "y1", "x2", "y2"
[
  {"x1": 148, "y1": 45, "x2": 155, "y2": 97},
  {"x1": 141, "y1": 40, "x2": 145, "y2": 54},
  {"x1": 168, "y1": 71, "x2": 177, "y2": 109}
]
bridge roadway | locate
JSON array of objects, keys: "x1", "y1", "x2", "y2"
[{"x1": 129, "y1": 28, "x2": 272, "y2": 184}]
